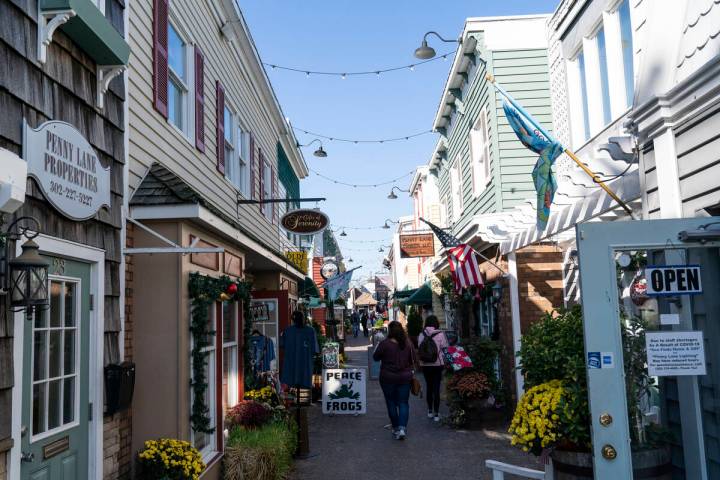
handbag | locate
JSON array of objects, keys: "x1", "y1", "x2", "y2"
[{"x1": 409, "y1": 347, "x2": 423, "y2": 397}]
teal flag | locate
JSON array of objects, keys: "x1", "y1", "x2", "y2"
[
  {"x1": 322, "y1": 269, "x2": 355, "y2": 301},
  {"x1": 502, "y1": 100, "x2": 564, "y2": 229}
]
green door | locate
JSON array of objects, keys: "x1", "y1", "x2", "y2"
[{"x1": 21, "y1": 256, "x2": 91, "y2": 480}]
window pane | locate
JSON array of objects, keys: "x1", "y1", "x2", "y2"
[
  {"x1": 33, "y1": 383, "x2": 46, "y2": 435},
  {"x1": 50, "y1": 282, "x2": 62, "y2": 327},
  {"x1": 64, "y1": 330, "x2": 76, "y2": 375},
  {"x1": 223, "y1": 302, "x2": 236, "y2": 342},
  {"x1": 577, "y1": 52, "x2": 591, "y2": 140},
  {"x1": 168, "y1": 81, "x2": 183, "y2": 130},
  {"x1": 596, "y1": 28, "x2": 612, "y2": 124},
  {"x1": 48, "y1": 379, "x2": 61, "y2": 429},
  {"x1": 619, "y1": 0, "x2": 634, "y2": 108},
  {"x1": 63, "y1": 377, "x2": 75, "y2": 424},
  {"x1": 224, "y1": 108, "x2": 233, "y2": 142},
  {"x1": 64, "y1": 283, "x2": 75, "y2": 326},
  {"x1": 49, "y1": 330, "x2": 62, "y2": 378},
  {"x1": 35, "y1": 305, "x2": 47, "y2": 328},
  {"x1": 34, "y1": 330, "x2": 47, "y2": 381},
  {"x1": 168, "y1": 23, "x2": 185, "y2": 80}
]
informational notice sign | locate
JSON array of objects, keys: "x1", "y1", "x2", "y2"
[
  {"x1": 23, "y1": 120, "x2": 111, "y2": 220},
  {"x1": 322, "y1": 368, "x2": 366, "y2": 414},
  {"x1": 399, "y1": 233, "x2": 435, "y2": 258},
  {"x1": 645, "y1": 265, "x2": 702, "y2": 296},
  {"x1": 645, "y1": 331, "x2": 706, "y2": 377}
]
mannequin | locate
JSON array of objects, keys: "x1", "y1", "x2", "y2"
[{"x1": 279, "y1": 311, "x2": 318, "y2": 388}]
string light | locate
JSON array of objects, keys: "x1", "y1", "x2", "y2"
[
  {"x1": 309, "y1": 168, "x2": 415, "y2": 188},
  {"x1": 263, "y1": 51, "x2": 455, "y2": 78},
  {"x1": 331, "y1": 223, "x2": 391, "y2": 231},
  {"x1": 294, "y1": 126, "x2": 434, "y2": 144}
]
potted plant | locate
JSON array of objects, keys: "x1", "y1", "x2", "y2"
[
  {"x1": 137, "y1": 438, "x2": 205, "y2": 480},
  {"x1": 509, "y1": 306, "x2": 673, "y2": 479}
]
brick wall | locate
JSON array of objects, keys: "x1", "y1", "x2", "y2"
[
  {"x1": 481, "y1": 244, "x2": 564, "y2": 404},
  {"x1": 102, "y1": 224, "x2": 134, "y2": 479}
]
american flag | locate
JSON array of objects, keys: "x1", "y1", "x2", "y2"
[{"x1": 419, "y1": 218, "x2": 484, "y2": 292}]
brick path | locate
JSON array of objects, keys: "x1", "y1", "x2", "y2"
[{"x1": 290, "y1": 336, "x2": 542, "y2": 480}]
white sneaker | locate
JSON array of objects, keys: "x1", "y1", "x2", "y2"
[
  {"x1": 433, "y1": 415, "x2": 440, "y2": 422},
  {"x1": 397, "y1": 427, "x2": 406, "y2": 440},
  {"x1": 427, "y1": 411, "x2": 434, "y2": 419}
]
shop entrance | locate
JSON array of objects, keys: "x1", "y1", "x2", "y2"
[
  {"x1": 577, "y1": 218, "x2": 720, "y2": 479},
  {"x1": 21, "y1": 257, "x2": 91, "y2": 480}
]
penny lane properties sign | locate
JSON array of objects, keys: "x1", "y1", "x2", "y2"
[{"x1": 23, "y1": 120, "x2": 111, "y2": 221}]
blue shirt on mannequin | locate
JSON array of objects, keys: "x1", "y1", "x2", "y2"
[{"x1": 280, "y1": 325, "x2": 319, "y2": 388}]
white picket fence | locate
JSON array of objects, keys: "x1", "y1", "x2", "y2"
[{"x1": 485, "y1": 460, "x2": 553, "y2": 480}]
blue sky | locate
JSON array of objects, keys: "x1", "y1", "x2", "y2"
[{"x1": 241, "y1": 0, "x2": 559, "y2": 284}]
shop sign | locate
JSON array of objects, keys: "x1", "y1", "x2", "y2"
[
  {"x1": 285, "y1": 251, "x2": 308, "y2": 274},
  {"x1": 250, "y1": 303, "x2": 269, "y2": 322},
  {"x1": 645, "y1": 265, "x2": 702, "y2": 296},
  {"x1": 321, "y1": 342, "x2": 340, "y2": 368},
  {"x1": 645, "y1": 331, "x2": 706, "y2": 377},
  {"x1": 399, "y1": 233, "x2": 435, "y2": 258},
  {"x1": 23, "y1": 120, "x2": 111, "y2": 221},
  {"x1": 322, "y1": 368, "x2": 366, "y2": 414},
  {"x1": 280, "y1": 209, "x2": 329, "y2": 235}
]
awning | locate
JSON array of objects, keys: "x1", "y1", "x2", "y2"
[
  {"x1": 354, "y1": 292, "x2": 377, "y2": 306},
  {"x1": 300, "y1": 277, "x2": 320, "y2": 298},
  {"x1": 392, "y1": 288, "x2": 418, "y2": 300},
  {"x1": 403, "y1": 283, "x2": 432, "y2": 306}
]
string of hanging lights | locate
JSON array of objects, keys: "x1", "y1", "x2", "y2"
[
  {"x1": 263, "y1": 50, "x2": 455, "y2": 78},
  {"x1": 294, "y1": 126, "x2": 435, "y2": 144},
  {"x1": 336, "y1": 237, "x2": 388, "y2": 244},
  {"x1": 309, "y1": 168, "x2": 415, "y2": 188}
]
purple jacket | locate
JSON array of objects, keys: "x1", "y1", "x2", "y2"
[{"x1": 373, "y1": 339, "x2": 414, "y2": 385}]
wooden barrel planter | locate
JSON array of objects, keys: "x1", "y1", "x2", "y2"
[
  {"x1": 460, "y1": 398, "x2": 506, "y2": 430},
  {"x1": 551, "y1": 447, "x2": 672, "y2": 480}
]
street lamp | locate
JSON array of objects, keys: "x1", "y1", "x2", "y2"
[
  {"x1": 296, "y1": 138, "x2": 328, "y2": 158},
  {"x1": 387, "y1": 186, "x2": 410, "y2": 200},
  {"x1": 382, "y1": 219, "x2": 399, "y2": 229},
  {"x1": 414, "y1": 31, "x2": 461, "y2": 60},
  {"x1": 1, "y1": 216, "x2": 50, "y2": 314},
  {"x1": 339, "y1": 230, "x2": 347, "y2": 237}
]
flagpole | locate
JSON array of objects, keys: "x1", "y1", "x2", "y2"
[{"x1": 486, "y1": 74, "x2": 635, "y2": 218}]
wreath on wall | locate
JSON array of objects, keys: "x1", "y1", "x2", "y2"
[{"x1": 188, "y1": 272, "x2": 253, "y2": 434}]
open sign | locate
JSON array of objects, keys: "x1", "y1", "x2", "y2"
[{"x1": 646, "y1": 265, "x2": 702, "y2": 296}]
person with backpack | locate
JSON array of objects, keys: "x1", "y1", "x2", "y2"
[{"x1": 417, "y1": 315, "x2": 449, "y2": 422}]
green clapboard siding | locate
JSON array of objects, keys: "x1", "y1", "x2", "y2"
[
  {"x1": 277, "y1": 142, "x2": 300, "y2": 207},
  {"x1": 435, "y1": 34, "x2": 553, "y2": 239}
]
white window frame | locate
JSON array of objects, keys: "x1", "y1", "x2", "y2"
[
  {"x1": 221, "y1": 302, "x2": 239, "y2": 419},
  {"x1": 469, "y1": 108, "x2": 491, "y2": 196},
  {"x1": 93, "y1": 0, "x2": 105, "y2": 14},
  {"x1": 191, "y1": 305, "x2": 217, "y2": 461},
  {"x1": 450, "y1": 157, "x2": 463, "y2": 222},
  {"x1": 262, "y1": 161, "x2": 273, "y2": 220},
  {"x1": 224, "y1": 105, "x2": 237, "y2": 185},
  {"x1": 167, "y1": 17, "x2": 195, "y2": 143}
]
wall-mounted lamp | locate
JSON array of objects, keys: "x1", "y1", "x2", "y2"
[
  {"x1": 296, "y1": 138, "x2": 327, "y2": 158},
  {"x1": 414, "y1": 31, "x2": 461, "y2": 60},
  {"x1": 491, "y1": 282, "x2": 503, "y2": 304},
  {"x1": 1, "y1": 216, "x2": 49, "y2": 314},
  {"x1": 387, "y1": 186, "x2": 410, "y2": 200},
  {"x1": 340, "y1": 230, "x2": 347, "y2": 237},
  {"x1": 382, "y1": 219, "x2": 399, "y2": 229}
]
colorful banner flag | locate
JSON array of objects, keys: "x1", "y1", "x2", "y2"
[
  {"x1": 322, "y1": 268, "x2": 358, "y2": 301},
  {"x1": 502, "y1": 100, "x2": 564, "y2": 229}
]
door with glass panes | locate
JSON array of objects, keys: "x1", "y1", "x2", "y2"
[
  {"x1": 21, "y1": 257, "x2": 90, "y2": 480},
  {"x1": 577, "y1": 218, "x2": 720, "y2": 479}
]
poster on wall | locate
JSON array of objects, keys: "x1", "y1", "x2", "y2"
[
  {"x1": 645, "y1": 331, "x2": 706, "y2": 377},
  {"x1": 23, "y1": 120, "x2": 111, "y2": 221},
  {"x1": 399, "y1": 233, "x2": 435, "y2": 258},
  {"x1": 322, "y1": 368, "x2": 367, "y2": 414}
]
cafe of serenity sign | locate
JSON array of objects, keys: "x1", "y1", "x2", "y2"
[{"x1": 23, "y1": 120, "x2": 111, "y2": 221}]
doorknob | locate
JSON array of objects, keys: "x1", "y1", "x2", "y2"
[{"x1": 21, "y1": 451, "x2": 34, "y2": 462}]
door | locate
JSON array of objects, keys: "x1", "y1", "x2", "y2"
[
  {"x1": 577, "y1": 218, "x2": 720, "y2": 479},
  {"x1": 21, "y1": 257, "x2": 91, "y2": 480},
  {"x1": 250, "y1": 290, "x2": 289, "y2": 373}
]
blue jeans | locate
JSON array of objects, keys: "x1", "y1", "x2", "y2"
[
  {"x1": 380, "y1": 382, "x2": 410, "y2": 429},
  {"x1": 352, "y1": 324, "x2": 359, "y2": 337}
]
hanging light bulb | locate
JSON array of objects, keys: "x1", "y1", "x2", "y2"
[
  {"x1": 341, "y1": 73, "x2": 347, "y2": 80},
  {"x1": 409, "y1": 65, "x2": 415, "y2": 71},
  {"x1": 340, "y1": 230, "x2": 347, "y2": 237},
  {"x1": 376, "y1": 71, "x2": 381, "y2": 78},
  {"x1": 305, "y1": 71, "x2": 310, "y2": 78},
  {"x1": 378, "y1": 247, "x2": 384, "y2": 253}
]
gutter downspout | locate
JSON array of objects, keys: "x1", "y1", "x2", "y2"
[{"x1": 507, "y1": 251, "x2": 524, "y2": 398}]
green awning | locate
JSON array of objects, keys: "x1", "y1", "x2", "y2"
[
  {"x1": 299, "y1": 277, "x2": 320, "y2": 298},
  {"x1": 403, "y1": 283, "x2": 432, "y2": 306},
  {"x1": 307, "y1": 297, "x2": 325, "y2": 308},
  {"x1": 392, "y1": 288, "x2": 418, "y2": 300}
]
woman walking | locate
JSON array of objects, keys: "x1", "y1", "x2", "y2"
[
  {"x1": 373, "y1": 321, "x2": 416, "y2": 440},
  {"x1": 417, "y1": 315, "x2": 449, "y2": 422}
]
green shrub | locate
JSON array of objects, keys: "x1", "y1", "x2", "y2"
[
  {"x1": 406, "y1": 310, "x2": 423, "y2": 337},
  {"x1": 224, "y1": 420, "x2": 297, "y2": 480}
]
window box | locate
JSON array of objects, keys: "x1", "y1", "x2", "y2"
[{"x1": 40, "y1": 0, "x2": 130, "y2": 66}]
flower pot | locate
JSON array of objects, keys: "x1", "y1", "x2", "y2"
[
  {"x1": 459, "y1": 398, "x2": 505, "y2": 430},
  {"x1": 551, "y1": 447, "x2": 672, "y2": 480}
]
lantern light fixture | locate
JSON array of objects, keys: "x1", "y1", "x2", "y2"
[
  {"x1": 491, "y1": 283, "x2": 503, "y2": 304},
  {"x1": 387, "y1": 186, "x2": 410, "y2": 200},
  {"x1": 1, "y1": 216, "x2": 49, "y2": 314}
]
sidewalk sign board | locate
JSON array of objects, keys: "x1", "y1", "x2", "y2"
[{"x1": 322, "y1": 368, "x2": 366, "y2": 414}]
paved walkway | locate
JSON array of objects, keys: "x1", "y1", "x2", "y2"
[{"x1": 290, "y1": 336, "x2": 542, "y2": 480}]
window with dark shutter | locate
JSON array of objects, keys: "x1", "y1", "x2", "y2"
[
  {"x1": 272, "y1": 166, "x2": 278, "y2": 224},
  {"x1": 153, "y1": 0, "x2": 169, "y2": 117},
  {"x1": 195, "y1": 46, "x2": 205, "y2": 152},
  {"x1": 250, "y1": 133, "x2": 256, "y2": 199},
  {"x1": 258, "y1": 150, "x2": 264, "y2": 213},
  {"x1": 216, "y1": 81, "x2": 225, "y2": 174}
]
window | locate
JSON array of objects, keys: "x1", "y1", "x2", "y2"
[
  {"x1": 450, "y1": 158, "x2": 463, "y2": 222},
  {"x1": 618, "y1": 0, "x2": 634, "y2": 108},
  {"x1": 221, "y1": 302, "x2": 239, "y2": 420},
  {"x1": 262, "y1": 162, "x2": 272, "y2": 220},
  {"x1": 224, "y1": 107, "x2": 234, "y2": 172},
  {"x1": 193, "y1": 305, "x2": 217, "y2": 457},
  {"x1": 469, "y1": 109, "x2": 491, "y2": 195},
  {"x1": 225, "y1": 116, "x2": 251, "y2": 198},
  {"x1": 167, "y1": 23, "x2": 189, "y2": 133},
  {"x1": 577, "y1": 51, "x2": 591, "y2": 141},
  {"x1": 595, "y1": 27, "x2": 612, "y2": 125}
]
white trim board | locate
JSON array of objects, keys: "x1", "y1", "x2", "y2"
[{"x1": 11, "y1": 234, "x2": 105, "y2": 480}]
